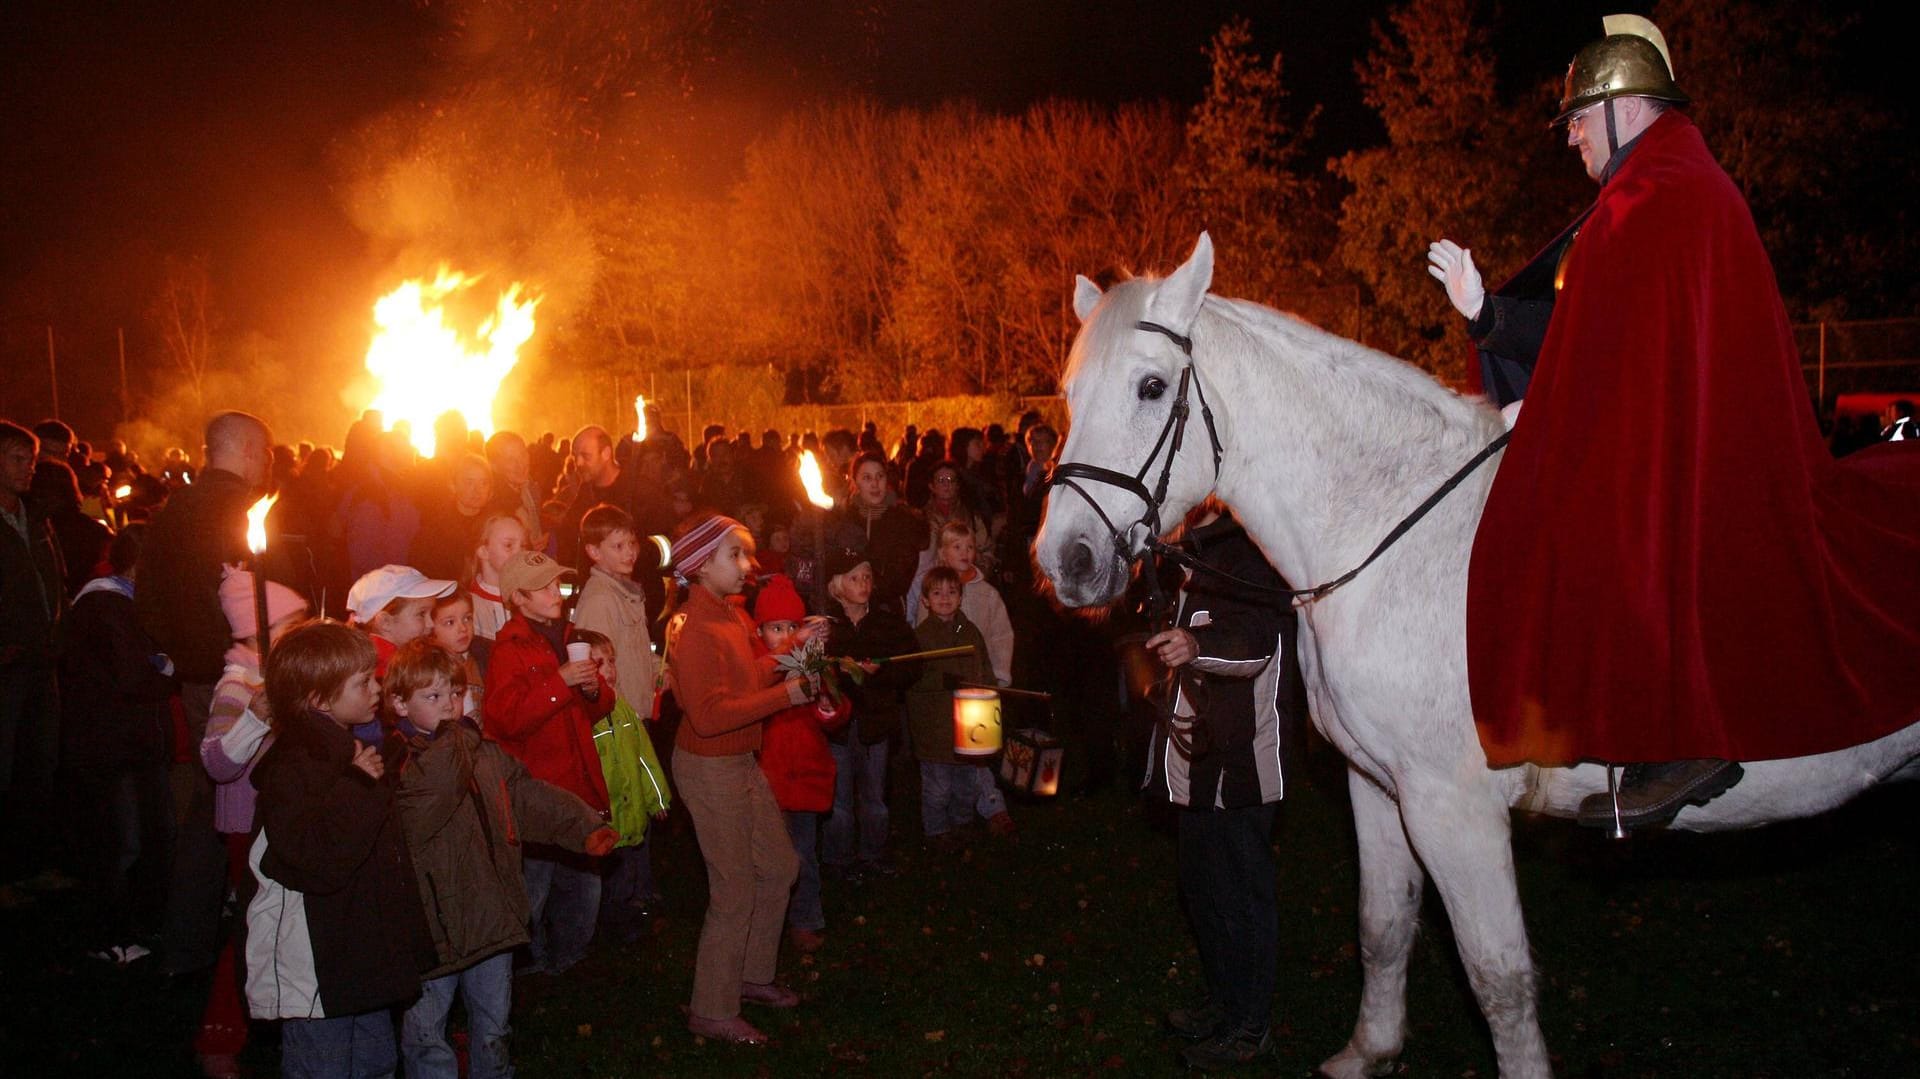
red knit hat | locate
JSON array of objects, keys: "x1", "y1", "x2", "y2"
[{"x1": 751, "y1": 573, "x2": 806, "y2": 626}]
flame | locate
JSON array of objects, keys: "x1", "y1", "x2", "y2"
[
  {"x1": 246, "y1": 493, "x2": 278, "y2": 555},
  {"x1": 797, "y1": 450, "x2": 833, "y2": 509},
  {"x1": 363, "y1": 266, "x2": 539, "y2": 457},
  {"x1": 113, "y1": 484, "x2": 132, "y2": 499},
  {"x1": 633, "y1": 395, "x2": 647, "y2": 441}
]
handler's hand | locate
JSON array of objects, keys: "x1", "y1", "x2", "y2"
[
  {"x1": 1144, "y1": 628, "x2": 1199, "y2": 669},
  {"x1": 350, "y1": 742, "x2": 385, "y2": 780},
  {"x1": 1426, "y1": 239, "x2": 1485, "y2": 320}
]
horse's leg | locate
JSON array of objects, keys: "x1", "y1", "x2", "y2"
[
  {"x1": 1318, "y1": 766, "x2": 1424, "y2": 1079},
  {"x1": 1397, "y1": 773, "x2": 1552, "y2": 1079}
]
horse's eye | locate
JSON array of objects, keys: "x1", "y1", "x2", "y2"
[{"x1": 1137, "y1": 376, "x2": 1167, "y2": 402}]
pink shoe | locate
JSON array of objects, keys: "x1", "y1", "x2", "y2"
[
  {"x1": 740, "y1": 981, "x2": 801, "y2": 1008},
  {"x1": 688, "y1": 1014, "x2": 768, "y2": 1044}
]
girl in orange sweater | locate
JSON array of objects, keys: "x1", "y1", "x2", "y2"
[{"x1": 664, "y1": 514, "x2": 815, "y2": 1046}]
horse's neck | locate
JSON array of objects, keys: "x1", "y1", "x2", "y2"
[{"x1": 1199, "y1": 299, "x2": 1500, "y2": 590}]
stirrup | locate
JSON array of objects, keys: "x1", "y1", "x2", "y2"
[{"x1": 1602, "y1": 762, "x2": 1628, "y2": 841}]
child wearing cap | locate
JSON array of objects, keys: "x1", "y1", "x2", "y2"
[
  {"x1": 482, "y1": 549, "x2": 614, "y2": 975},
  {"x1": 750, "y1": 574, "x2": 848, "y2": 954},
  {"x1": 819, "y1": 547, "x2": 916, "y2": 880},
  {"x1": 665, "y1": 514, "x2": 813, "y2": 1045},
  {"x1": 345, "y1": 563, "x2": 457, "y2": 679}
]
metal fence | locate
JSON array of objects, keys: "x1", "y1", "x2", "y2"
[{"x1": 1794, "y1": 317, "x2": 1920, "y2": 415}]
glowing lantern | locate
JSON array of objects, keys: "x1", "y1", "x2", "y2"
[
  {"x1": 952, "y1": 687, "x2": 1003, "y2": 757},
  {"x1": 363, "y1": 266, "x2": 540, "y2": 457},
  {"x1": 1000, "y1": 728, "x2": 1064, "y2": 797}
]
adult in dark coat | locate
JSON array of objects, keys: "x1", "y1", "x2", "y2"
[
  {"x1": 824, "y1": 452, "x2": 926, "y2": 614},
  {"x1": 31, "y1": 460, "x2": 112, "y2": 599},
  {"x1": 134, "y1": 410, "x2": 271, "y2": 973},
  {"x1": 1430, "y1": 17, "x2": 1920, "y2": 828},
  {"x1": 0, "y1": 420, "x2": 68, "y2": 878}
]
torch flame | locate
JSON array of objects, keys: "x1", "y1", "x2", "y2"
[
  {"x1": 113, "y1": 484, "x2": 132, "y2": 499},
  {"x1": 797, "y1": 450, "x2": 834, "y2": 510},
  {"x1": 633, "y1": 395, "x2": 647, "y2": 441},
  {"x1": 363, "y1": 266, "x2": 539, "y2": 457},
  {"x1": 246, "y1": 493, "x2": 278, "y2": 555}
]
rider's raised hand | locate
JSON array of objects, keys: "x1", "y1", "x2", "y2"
[{"x1": 1426, "y1": 239, "x2": 1485, "y2": 321}]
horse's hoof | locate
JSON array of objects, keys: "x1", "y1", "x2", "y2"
[{"x1": 1316, "y1": 1048, "x2": 1399, "y2": 1078}]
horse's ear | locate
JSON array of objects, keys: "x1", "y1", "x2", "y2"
[
  {"x1": 1147, "y1": 232, "x2": 1214, "y2": 333},
  {"x1": 1072, "y1": 275, "x2": 1103, "y2": 324}
]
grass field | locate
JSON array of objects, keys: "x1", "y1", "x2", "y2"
[{"x1": 4, "y1": 742, "x2": 1915, "y2": 1077}]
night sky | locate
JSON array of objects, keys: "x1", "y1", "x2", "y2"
[{"x1": 1, "y1": 1, "x2": 1906, "y2": 437}]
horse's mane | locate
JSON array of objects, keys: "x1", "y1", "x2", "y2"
[{"x1": 1068, "y1": 276, "x2": 1499, "y2": 459}]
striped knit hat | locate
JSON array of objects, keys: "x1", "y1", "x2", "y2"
[{"x1": 671, "y1": 514, "x2": 746, "y2": 584}]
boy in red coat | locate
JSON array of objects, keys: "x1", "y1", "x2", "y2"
[
  {"x1": 482, "y1": 549, "x2": 614, "y2": 975},
  {"x1": 751, "y1": 574, "x2": 846, "y2": 953}
]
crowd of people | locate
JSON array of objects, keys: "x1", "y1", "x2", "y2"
[{"x1": 0, "y1": 400, "x2": 1155, "y2": 1075}]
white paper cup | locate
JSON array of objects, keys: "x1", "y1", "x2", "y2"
[{"x1": 566, "y1": 641, "x2": 593, "y2": 664}]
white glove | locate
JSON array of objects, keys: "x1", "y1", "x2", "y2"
[{"x1": 1426, "y1": 239, "x2": 1485, "y2": 320}]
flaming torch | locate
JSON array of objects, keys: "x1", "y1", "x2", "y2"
[
  {"x1": 797, "y1": 450, "x2": 834, "y2": 612},
  {"x1": 246, "y1": 493, "x2": 279, "y2": 656},
  {"x1": 632, "y1": 395, "x2": 648, "y2": 443}
]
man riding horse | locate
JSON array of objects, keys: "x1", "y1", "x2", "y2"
[{"x1": 1429, "y1": 15, "x2": 1920, "y2": 830}]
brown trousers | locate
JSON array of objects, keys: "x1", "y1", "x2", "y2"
[{"x1": 674, "y1": 748, "x2": 799, "y2": 1019}]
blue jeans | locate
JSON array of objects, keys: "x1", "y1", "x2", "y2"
[
  {"x1": 401, "y1": 950, "x2": 514, "y2": 1079},
  {"x1": 919, "y1": 762, "x2": 1005, "y2": 835},
  {"x1": 825, "y1": 725, "x2": 888, "y2": 866},
  {"x1": 280, "y1": 1009, "x2": 397, "y2": 1079},
  {"x1": 522, "y1": 847, "x2": 601, "y2": 974},
  {"x1": 783, "y1": 810, "x2": 824, "y2": 931},
  {"x1": 1177, "y1": 802, "x2": 1279, "y2": 1033}
]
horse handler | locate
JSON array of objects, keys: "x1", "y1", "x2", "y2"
[
  {"x1": 1142, "y1": 501, "x2": 1299, "y2": 1070},
  {"x1": 1428, "y1": 14, "x2": 1920, "y2": 829}
]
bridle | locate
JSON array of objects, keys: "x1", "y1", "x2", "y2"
[{"x1": 1046, "y1": 318, "x2": 1512, "y2": 614}]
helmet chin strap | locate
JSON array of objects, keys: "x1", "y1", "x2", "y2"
[{"x1": 1603, "y1": 97, "x2": 1620, "y2": 160}]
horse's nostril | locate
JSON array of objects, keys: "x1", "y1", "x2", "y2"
[{"x1": 1065, "y1": 540, "x2": 1095, "y2": 581}]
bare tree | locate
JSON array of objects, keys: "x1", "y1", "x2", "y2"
[{"x1": 150, "y1": 253, "x2": 217, "y2": 420}]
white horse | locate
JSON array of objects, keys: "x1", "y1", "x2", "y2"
[{"x1": 1033, "y1": 233, "x2": 1920, "y2": 1079}]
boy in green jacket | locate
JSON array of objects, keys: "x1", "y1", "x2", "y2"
[{"x1": 571, "y1": 627, "x2": 672, "y2": 942}]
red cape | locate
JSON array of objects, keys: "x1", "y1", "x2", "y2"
[{"x1": 1467, "y1": 112, "x2": 1920, "y2": 767}]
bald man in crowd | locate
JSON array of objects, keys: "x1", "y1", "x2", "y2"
[
  {"x1": 558, "y1": 425, "x2": 640, "y2": 565},
  {"x1": 135, "y1": 410, "x2": 272, "y2": 974}
]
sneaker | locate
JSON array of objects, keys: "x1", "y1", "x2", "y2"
[
  {"x1": 1577, "y1": 758, "x2": 1744, "y2": 830},
  {"x1": 687, "y1": 1014, "x2": 768, "y2": 1045},
  {"x1": 740, "y1": 981, "x2": 801, "y2": 1008},
  {"x1": 1180, "y1": 1023, "x2": 1273, "y2": 1070},
  {"x1": 987, "y1": 812, "x2": 1017, "y2": 838},
  {"x1": 1165, "y1": 996, "x2": 1226, "y2": 1040},
  {"x1": 788, "y1": 927, "x2": 826, "y2": 953}
]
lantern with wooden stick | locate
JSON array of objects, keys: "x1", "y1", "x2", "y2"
[{"x1": 246, "y1": 493, "x2": 279, "y2": 655}]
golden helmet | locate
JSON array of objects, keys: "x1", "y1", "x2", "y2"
[{"x1": 1554, "y1": 14, "x2": 1689, "y2": 125}]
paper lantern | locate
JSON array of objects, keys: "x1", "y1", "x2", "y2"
[
  {"x1": 999, "y1": 728, "x2": 1063, "y2": 797},
  {"x1": 952, "y1": 687, "x2": 1002, "y2": 757}
]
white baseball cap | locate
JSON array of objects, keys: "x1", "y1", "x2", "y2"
[{"x1": 346, "y1": 564, "x2": 456, "y2": 621}]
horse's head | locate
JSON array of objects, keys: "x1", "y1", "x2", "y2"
[{"x1": 1036, "y1": 233, "x2": 1223, "y2": 609}]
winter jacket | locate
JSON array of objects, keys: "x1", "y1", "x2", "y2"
[
  {"x1": 823, "y1": 599, "x2": 916, "y2": 746},
  {"x1": 2, "y1": 494, "x2": 66, "y2": 669},
  {"x1": 592, "y1": 696, "x2": 670, "y2": 846},
  {"x1": 755, "y1": 641, "x2": 850, "y2": 812},
  {"x1": 134, "y1": 466, "x2": 253, "y2": 684},
  {"x1": 202, "y1": 649, "x2": 270, "y2": 834},
  {"x1": 573, "y1": 566, "x2": 656, "y2": 715},
  {"x1": 245, "y1": 709, "x2": 433, "y2": 1019},
  {"x1": 905, "y1": 611, "x2": 993, "y2": 764},
  {"x1": 397, "y1": 718, "x2": 605, "y2": 978},
  {"x1": 58, "y1": 575, "x2": 172, "y2": 772},
  {"x1": 483, "y1": 614, "x2": 614, "y2": 812},
  {"x1": 667, "y1": 586, "x2": 805, "y2": 758},
  {"x1": 907, "y1": 567, "x2": 1014, "y2": 685},
  {"x1": 825, "y1": 499, "x2": 927, "y2": 613},
  {"x1": 1140, "y1": 517, "x2": 1299, "y2": 810}
]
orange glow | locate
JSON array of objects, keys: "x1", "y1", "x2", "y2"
[
  {"x1": 113, "y1": 484, "x2": 132, "y2": 499},
  {"x1": 633, "y1": 394, "x2": 648, "y2": 441},
  {"x1": 246, "y1": 493, "x2": 278, "y2": 555},
  {"x1": 797, "y1": 449, "x2": 833, "y2": 509},
  {"x1": 363, "y1": 267, "x2": 539, "y2": 456}
]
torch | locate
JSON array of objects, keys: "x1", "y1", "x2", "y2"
[
  {"x1": 246, "y1": 493, "x2": 279, "y2": 656},
  {"x1": 632, "y1": 394, "x2": 648, "y2": 443},
  {"x1": 796, "y1": 450, "x2": 834, "y2": 613},
  {"x1": 112, "y1": 483, "x2": 132, "y2": 530}
]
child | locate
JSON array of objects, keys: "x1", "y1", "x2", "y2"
[
  {"x1": 483, "y1": 550, "x2": 614, "y2": 975},
  {"x1": 467, "y1": 514, "x2": 527, "y2": 641},
  {"x1": 819, "y1": 548, "x2": 916, "y2": 881},
  {"x1": 193, "y1": 565, "x2": 308, "y2": 1074},
  {"x1": 908, "y1": 521, "x2": 1014, "y2": 686},
  {"x1": 386, "y1": 640, "x2": 617, "y2": 1079},
  {"x1": 572, "y1": 504, "x2": 656, "y2": 716},
  {"x1": 665, "y1": 514, "x2": 810, "y2": 1045},
  {"x1": 346, "y1": 563, "x2": 456, "y2": 677},
  {"x1": 570, "y1": 628, "x2": 671, "y2": 943},
  {"x1": 907, "y1": 567, "x2": 1014, "y2": 841},
  {"x1": 244, "y1": 622, "x2": 434, "y2": 1076},
  {"x1": 428, "y1": 590, "x2": 487, "y2": 722},
  {"x1": 750, "y1": 574, "x2": 848, "y2": 953}
]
